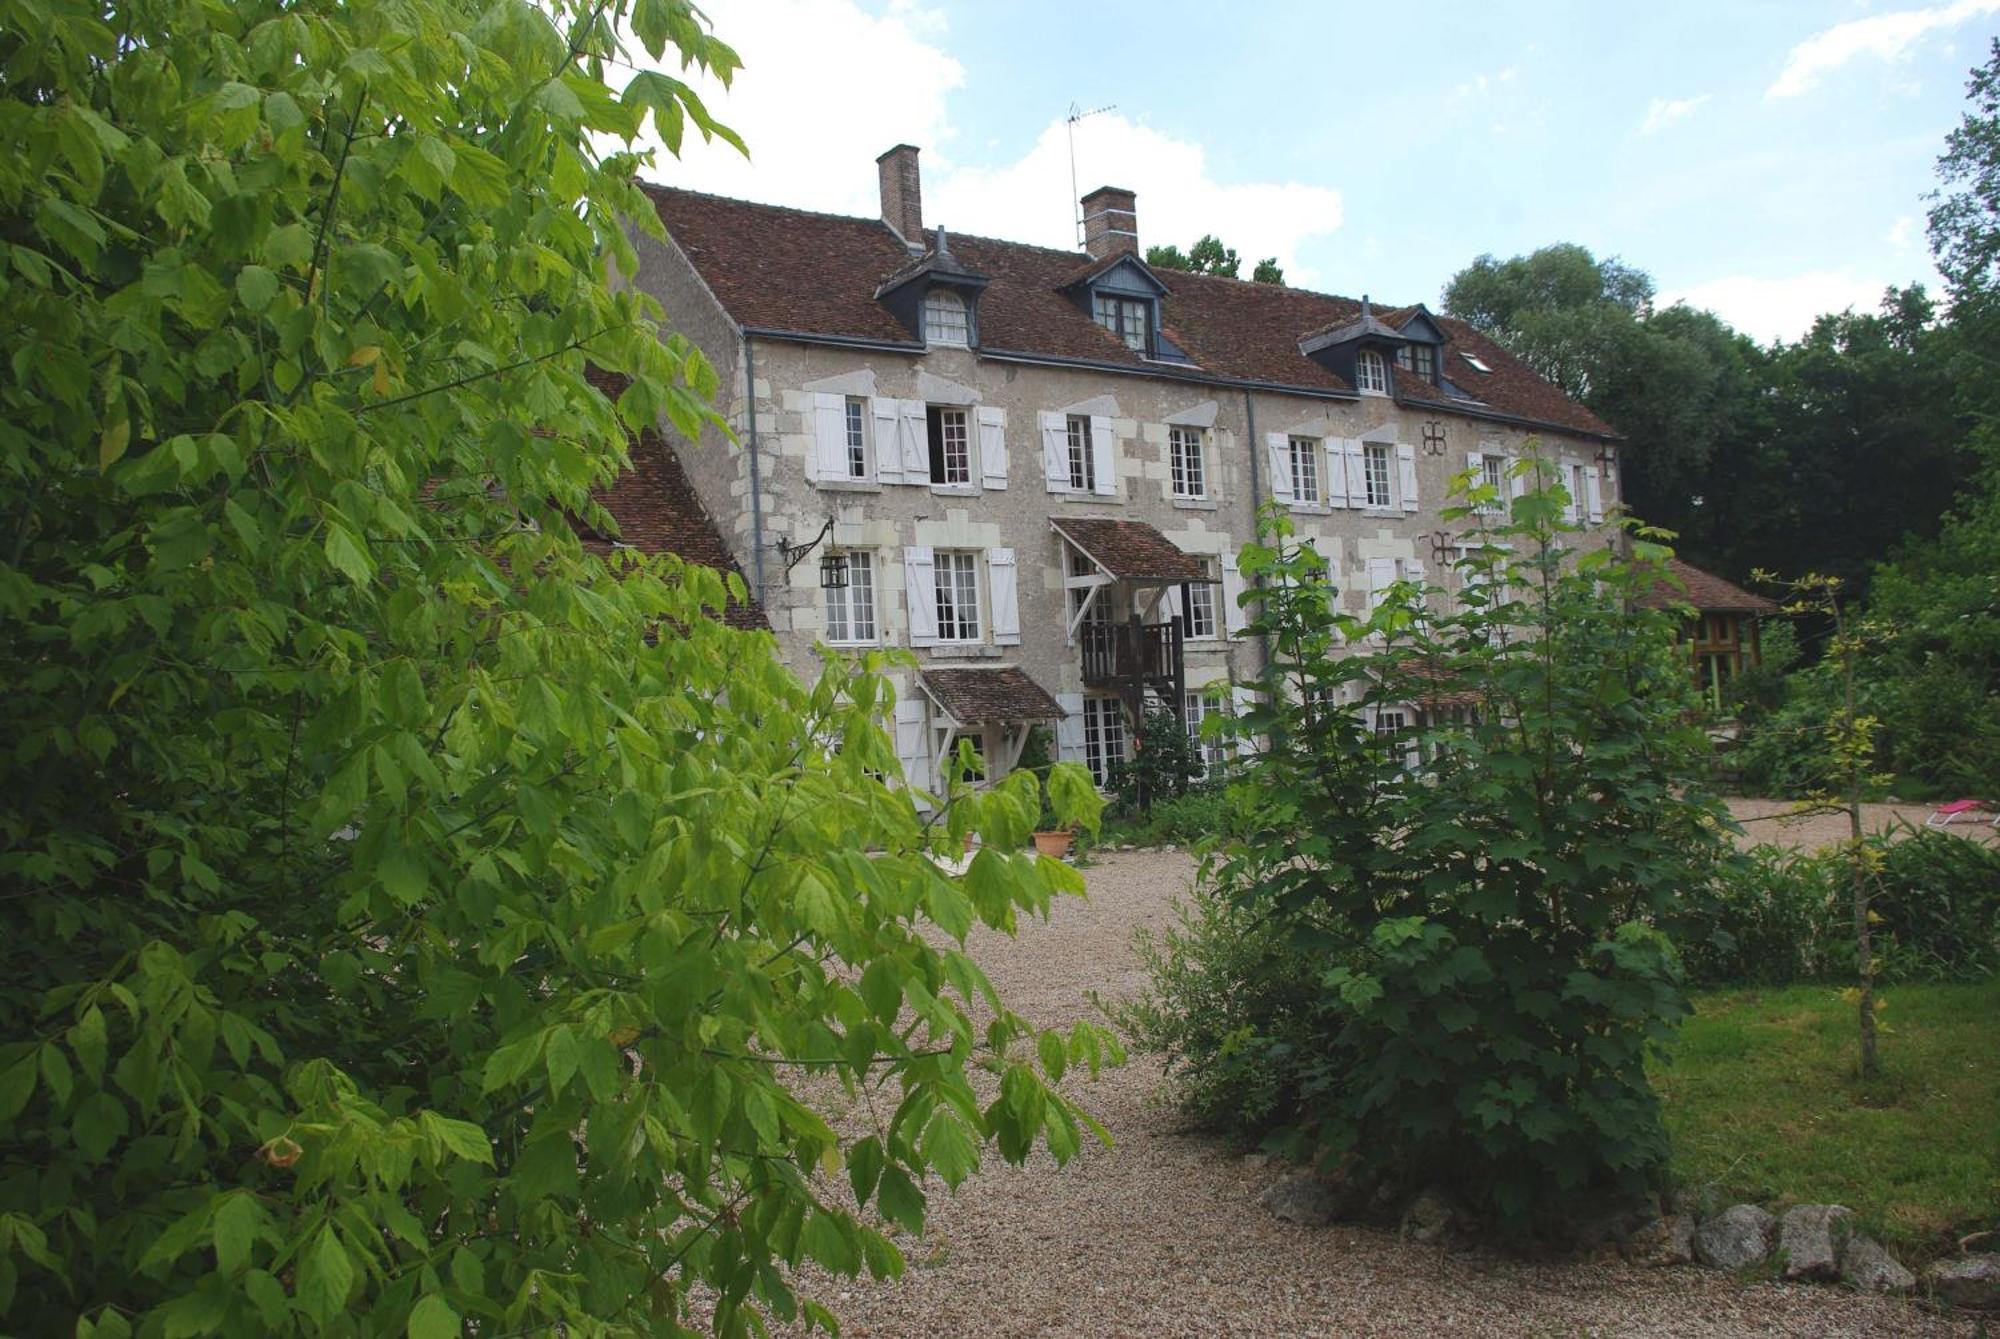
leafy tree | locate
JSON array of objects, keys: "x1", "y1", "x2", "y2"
[
  {"x1": 1145, "y1": 234, "x2": 1240, "y2": 278},
  {"x1": 1251, "y1": 256, "x2": 1285, "y2": 285},
  {"x1": 1126, "y1": 462, "x2": 1732, "y2": 1232},
  {"x1": 1109, "y1": 708, "x2": 1204, "y2": 813},
  {"x1": 1443, "y1": 243, "x2": 1654, "y2": 398},
  {"x1": 0, "y1": 0, "x2": 1112, "y2": 1334}
]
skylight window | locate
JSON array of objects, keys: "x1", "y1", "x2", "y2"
[{"x1": 1460, "y1": 352, "x2": 1493, "y2": 374}]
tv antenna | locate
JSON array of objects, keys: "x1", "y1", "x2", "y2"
[{"x1": 1067, "y1": 101, "x2": 1116, "y2": 247}]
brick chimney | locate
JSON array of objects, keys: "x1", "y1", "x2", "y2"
[
  {"x1": 1081, "y1": 185, "x2": 1138, "y2": 261},
  {"x1": 877, "y1": 144, "x2": 923, "y2": 245}
]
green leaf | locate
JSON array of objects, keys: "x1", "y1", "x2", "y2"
[
  {"x1": 407, "y1": 1292, "x2": 460, "y2": 1339},
  {"x1": 72, "y1": 1090, "x2": 128, "y2": 1161},
  {"x1": 875, "y1": 1165, "x2": 925, "y2": 1235},
  {"x1": 236, "y1": 265, "x2": 280, "y2": 313},
  {"x1": 423, "y1": 1112, "x2": 494, "y2": 1166},
  {"x1": 211, "y1": 1192, "x2": 259, "y2": 1275},
  {"x1": 298, "y1": 1229, "x2": 354, "y2": 1323},
  {"x1": 920, "y1": 1110, "x2": 978, "y2": 1190},
  {"x1": 543, "y1": 1024, "x2": 580, "y2": 1097},
  {"x1": 323, "y1": 524, "x2": 374, "y2": 584},
  {"x1": 847, "y1": 1135, "x2": 884, "y2": 1207}
]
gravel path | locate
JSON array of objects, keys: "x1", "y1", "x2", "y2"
[
  {"x1": 787, "y1": 848, "x2": 1974, "y2": 1338},
  {"x1": 1727, "y1": 797, "x2": 1998, "y2": 852}
]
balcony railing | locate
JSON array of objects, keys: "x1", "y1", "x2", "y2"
[{"x1": 1079, "y1": 619, "x2": 1184, "y2": 695}]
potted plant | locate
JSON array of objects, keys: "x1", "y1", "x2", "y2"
[{"x1": 1019, "y1": 726, "x2": 1075, "y2": 857}]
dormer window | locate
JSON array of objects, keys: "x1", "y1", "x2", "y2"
[
  {"x1": 1093, "y1": 294, "x2": 1150, "y2": 353},
  {"x1": 1356, "y1": 348, "x2": 1389, "y2": 395},
  {"x1": 1395, "y1": 344, "x2": 1438, "y2": 382},
  {"x1": 924, "y1": 290, "x2": 969, "y2": 346}
]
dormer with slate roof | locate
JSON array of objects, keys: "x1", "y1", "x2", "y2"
[
  {"x1": 1298, "y1": 298, "x2": 1410, "y2": 397},
  {"x1": 874, "y1": 226, "x2": 991, "y2": 349},
  {"x1": 1390, "y1": 305, "x2": 1448, "y2": 387}
]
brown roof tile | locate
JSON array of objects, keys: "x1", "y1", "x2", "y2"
[
  {"x1": 1050, "y1": 517, "x2": 1207, "y2": 582},
  {"x1": 921, "y1": 667, "x2": 1064, "y2": 723},
  {"x1": 640, "y1": 185, "x2": 1616, "y2": 440},
  {"x1": 1634, "y1": 558, "x2": 1780, "y2": 615}
]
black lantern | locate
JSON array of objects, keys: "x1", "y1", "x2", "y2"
[{"x1": 818, "y1": 551, "x2": 848, "y2": 590}]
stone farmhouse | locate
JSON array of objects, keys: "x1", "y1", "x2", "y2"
[{"x1": 607, "y1": 145, "x2": 1623, "y2": 793}]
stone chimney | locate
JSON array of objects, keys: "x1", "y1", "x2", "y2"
[
  {"x1": 877, "y1": 144, "x2": 923, "y2": 245},
  {"x1": 1081, "y1": 185, "x2": 1138, "y2": 261}
]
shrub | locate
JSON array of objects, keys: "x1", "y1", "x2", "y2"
[
  {"x1": 1109, "y1": 708, "x2": 1204, "y2": 814},
  {"x1": 1868, "y1": 825, "x2": 2000, "y2": 980},
  {"x1": 1678, "y1": 844, "x2": 1843, "y2": 985},
  {"x1": 1127, "y1": 461, "x2": 1733, "y2": 1234}
]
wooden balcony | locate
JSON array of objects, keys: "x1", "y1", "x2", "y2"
[{"x1": 1079, "y1": 619, "x2": 1185, "y2": 717}]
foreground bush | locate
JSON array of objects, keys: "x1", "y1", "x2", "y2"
[{"x1": 1124, "y1": 467, "x2": 1733, "y2": 1233}]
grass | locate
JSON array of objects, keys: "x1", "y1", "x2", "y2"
[{"x1": 1654, "y1": 977, "x2": 2000, "y2": 1261}]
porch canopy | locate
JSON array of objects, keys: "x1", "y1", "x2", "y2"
[
  {"x1": 916, "y1": 667, "x2": 1065, "y2": 778},
  {"x1": 1050, "y1": 516, "x2": 1210, "y2": 638}
]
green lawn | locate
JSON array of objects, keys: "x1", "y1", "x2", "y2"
[{"x1": 1655, "y1": 978, "x2": 2000, "y2": 1261}]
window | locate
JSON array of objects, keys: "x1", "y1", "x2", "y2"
[
  {"x1": 1374, "y1": 708, "x2": 1409, "y2": 737},
  {"x1": 1363, "y1": 443, "x2": 1393, "y2": 509},
  {"x1": 1288, "y1": 436, "x2": 1321, "y2": 505},
  {"x1": 927, "y1": 406, "x2": 971, "y2": 486},
  {"x1": 1411, "y1": 344, "x2": 1437, "y2": 381},
  {"x1": 823, "y1": 552, "x2": 877, "y2": 644},
  {"x1": 1481, "y1": 454, "x2": 1507, "y2": 513},
  {"x1": 1092, "y1": 293, "x2": 1150, "y2": 353},
  {"x1": 1082, "y1": 697, "x2": 1126, "y2": 787},
  {"x1": 1170, "y1": 425, "x2": 1207, "y2": 499},
  {"x1": 923, "y1": 289, "x2": 969, "y2": 346},
  {"x1": 1179, "y1": 559, "x2": 1218, "y2": 640},
  {"x1": 1461, "y1": 351, "x2": 1493, "y2": 374},
  {"x1": 1065, "y1": 414, "x2": 1095, "y2": 492},
  {"x1": 1355, "y1": 348, "x2": 1388, "y2": 395},
  {"x1": 841, "y1": 397, "x2": 869, "y2": 480},
  {"x1": 933, "y1": 550, "x2": 981, "y2": 642},
  {"x1": 1184, "y1": 692, "x2": 1231, "y2": 778},
  {"x1": 1564, "y1": 462, "x2": 1585, "y2": 522}
]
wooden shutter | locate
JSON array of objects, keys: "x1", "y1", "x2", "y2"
[
  {"x1": 1397, "y1": 443, "x2": 1419, "y2": 512},
  {"x1": 904, "y1": 546, "x2": 937, "y2": 647},
  {"x1": 810, "y1": 392, "x2": 847, "y2": 482},
  {"x1": 1090, "y1": 415, "x2": 1116, "y2": 496},
  {"x1": 1365, "y1": 556, "x2": 1397, "y2": 610},
  {"x1": 1583, "y1": 465, "x2": 1604, "y2": 523},
  {"x1": 1265, "y1": 432, "x2": 1294, "y2": 505},
  {"x1": 897, "y1": 400, "x2": 929, "y2": 481},
  {"x1": 988, "y1": 548, "x2": 1020, "y2": 645},
  {"x1": 894, "y1": 694, "x2": 933, "y2": 798},
  {"x1": 1232, "y1": 684, "x2": 1258, "y2": 758},
  {"x1": 1221, "y1": 551, "x2": 1247, "y2": 636},
  {"x1": 1343, "y1": 439, "x2": 1368, "y2": 507},
  {"x1": 977, "y1": 406, "x2": 1008, "y2": 490},
  {"x1": 873, "y1": 398, "x2": 902, "y2": 484},
  {"x1": 1055, "y1": 693, "x2": 1087, "y2": 765},
  {"x1": 1325, "y1": 439, "x2": 1350, "y2": 508},
  {"x1": 1040, "y1": 411, "x2": 1069, "y2": 492}
]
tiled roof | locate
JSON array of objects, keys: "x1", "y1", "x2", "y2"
[
  {"x1": 583, "y1": 368, "x2": 767, "y2": 630},
  {"x1": 639, "y1": 184, "x2": 1616, "y2": 440},
  {"x1": 921, "y1": 667, "x2": 1065, "y2": 723},
  {"x1": 1634, "y1": 558, "x2": 1780, "y2": 615},
  {"x1": 1051, "y1": 517, "x2": 1208, "y2": 582}
]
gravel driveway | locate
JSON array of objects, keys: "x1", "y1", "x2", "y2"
[
  {"x1": 787, "y1": 847, "x2": 1975, "y2": 1338},
  {"x1": 1727, "y1": 797, "x2": 1999, "y2": 852}
]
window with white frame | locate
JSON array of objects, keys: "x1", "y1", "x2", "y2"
[
  {"x1": 1170, "y1": 425, "x2": 1207, "y2": 499},
  {"x1": 927, "y1": 406, "x2": 971, "y2": 486},
  {"x1": 933, "y1": 549, "x2": 981, "y2": 642},
  {"x1": 1363, "y1": 443, "x2": 1393, "y2": 509},
  {"x1": 1092, "y1": 294, "x2": 1150, "y2": 353},
  {"x1": 822, "y1": 552, "x2": 877, "y2": 644},
  {"x1": 1565, "y1": 462, "x2": 1585, "y2": 523},
  {"x1": 1356, "y1": 349, "x2": 1389, "y2": 395},
  {"x1": 1288, "y1": 435, "x2": 1321, "y2": 505},
  {"x1": 1183, "y1": 691, "x2": 1231, "y2": 778},
  {"x1": 1065, "y1": 414, "x2": 1095, "y2": 492},
  {"x1": 1082, "y1": 696, "x2": 1126, "y2": 787},
  {"x1": 1179, "y1": 559, "x2": 1219, "y2": 640},
  {"x1": 840, "y1": 397, "x2": 869, "y2": 480},
  {"x1": 1481, "y1": 454, "x2": 1507, "y2": 513},
  {"x1": 923, "y1": 290, "x2": 969, "y2": 346}
]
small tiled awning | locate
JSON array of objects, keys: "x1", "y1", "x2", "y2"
[
  {"x1": 1051, "y1": 517, "x2": 1208, "y2": 583},
  {"x1": 921, "y1": 667, "x2": 1064, "y2": 724},
  {"x1": 1634, "y1": 558, "x2": 1779, "y2": 615}
]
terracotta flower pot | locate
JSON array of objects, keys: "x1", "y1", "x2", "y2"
[{"x1": 1032, "y1": 829, "x2": 1074, "y2": 858}]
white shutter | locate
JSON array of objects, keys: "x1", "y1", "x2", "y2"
[
  {"x1": 1402, "y1": 558, "x2": 1427, "y2": 616},
  {"x1": 1221, "y1": 551, "x2": 1247, "y2": 636},
  {"x1": 1325, "y1": 439, "x2": 1350, "y2": 508},
  {"x1": 1265, "y1": 432, "x2": 1294, "y2": 505},
  {"x1": 810, "y1": 392, "x2": 847, "y2": 482},
  {"x1": 1510, "y1": 455, "x2": 1528, "y2": 499},
  {"x1": 977, "y1": 406, "x2": 1008, "y2": 490},
  {"x1": 895, "y1": 694, "x2": 933, "y2": 797},
  {"x1": 1343, "y1": 439, "x2": 1368, "y2": 508},
  {"x1": 1089, "y1": 415, "x2": 1116, "y2": 496},
  {"x1": 988, "y1": 548, "x2": 1020, "y2": 645},
  {"x1": 904, "y1": 545, "x2": 938, "y2": 647},
  {"x1": 1365, "y1": 556, "x2": 1397, "y2": 610},
  {"x1": 873, "y1": 399, "x2": 902, "y2": 483},
  {"x1": 1397, "y1": 443, "x2": 1419, "y2": 513},
  {"x1": 897, "y1": 400, "x2": 929, "y2": 481},
  {"x1": 1561, "y1": 464, "x2": 1582, "y2": 524},
  {"x1": 1040, "y1": 411, "x2": 1069, "y2": 492},
  {"x1": 1231, "y1": 685, "x2": 1258, "y2": 758},
  {"x1": 1163, "y1": 582, "x2": 1184, "y2": 625},
  {"x1": 1466, "y1": 450, "x2": 1484, "y2": 511},
  {"x1": 1055, "y1": 693, "x2": 1086, "y2": 765},
  {"x1": 1584, "y1": 465, "x2": 1604, "y2": 524}
]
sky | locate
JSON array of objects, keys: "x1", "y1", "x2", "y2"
[{"x1": 634, "y1": 0, "x2": 2000, "y2": 345}]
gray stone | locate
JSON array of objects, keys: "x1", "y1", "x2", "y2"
[
  {"x1": 1927, "y1": 1253, "x2": 2000, "y2": 1311},
  {"x1": 1839, "y1": 1235, "x2": 1915, "y2": 1294},
  {"x1": 1778, "y1": 1203, "x2": 1854, "y2": 1281},
  {"x1": 1625, "y1": 1214, "x2": 1696, "y2": 1266},
  {"x1": 1694, "y1": 1203, "x2": 1776, "y2": 1271},
  {"x1": 1257, "y1": 1172, "x2": 1345, "y2": 1228},
  {"x1": 1399, "y1": 1187, "x2": 1459, "y2": 1246}
]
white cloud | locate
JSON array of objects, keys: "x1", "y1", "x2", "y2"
[
  {"x1": 1449, "y1": 67, "x2": 1518, "y2": 103},
  {"x1": 1887, "y1": 215, "x2": 1920, "y2": 248},
  {"x1": 1640, "y1": 95, "x2": 1709, "y2": 134},
  {"x1": 627, "y1": 0, "x2": 1344, "y2": 286},
  {"x1": 1659, "y1": 271, "x2": 1891, "y2": 343},
  {"x1": 1766, "y1": 0, "x2": 2000, "y2": 100}
]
